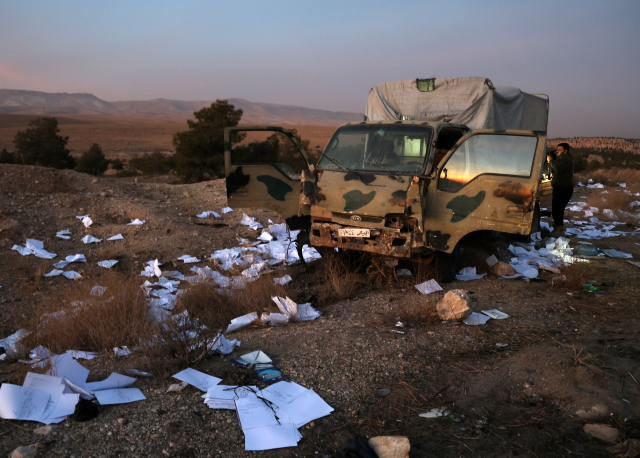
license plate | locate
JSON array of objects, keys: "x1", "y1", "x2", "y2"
[{"x1": 338, "y1": 228, "x2": 370, "y2": 238}]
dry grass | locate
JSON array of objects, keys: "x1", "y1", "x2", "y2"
[
  {"x1": 577, "y1": 168, "x2": 640, "y2": 186},
  {"x1": 585, "y1": 191, "x2": 640, "y2": 223},
  {"x1": 366, "y1": 256, "x2": 397, "y2": 287},
  {"x1": 319, "y1": 250, "x2": 366, "y2": 301},
  {"x1": 176, "y1": 273, "x2": 291, "y2": 332},
  {"x1": 552, "y1": 263, "x2": 588, "y2": 289},
  {"x1": 383, "y1": 296, "x2": 440, "y2": 328},
  {"x1": 19, "y1": 260, "x2": 49, "y2": 292},
  {"x1": 26, "y1": 272, "x2": 158, "y2": 355}
]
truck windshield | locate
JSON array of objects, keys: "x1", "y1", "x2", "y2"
[{"x1": 317, "y1": 124, "x2": 433, "y2": 174}]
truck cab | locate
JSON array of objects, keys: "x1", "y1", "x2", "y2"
[{"x1": 224, "y1": 121, "x2": 547, "y2": 261}]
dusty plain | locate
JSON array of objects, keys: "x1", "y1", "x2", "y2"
[{"x1": 0, "y1": 114, "x2": 639, "y2": 457}]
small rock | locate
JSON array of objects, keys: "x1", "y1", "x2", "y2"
[
  {"x1": 10, "y1": 444, "x2": 37, "y2": 458},
  {"x1": 33, "y1": 425, "x2": 57, "y2": 435},
  {"x1": 436, "y1": 290, "x2": 472, "y2": 321},
  {"x1": 117, "y1": 418, "x2": 127, "y2": 426},
  {"x1": 584, "y1": 423, "x2": 620, "y2": 443},
  {"x1": 375, "y1": 388, "x2": 391, "y2": 398},
  {"x1": 576, "y1": 403, "x2": 609, "y2": 420},
  {"x1": 490, "y1": 261, "x2": 516, "y2": 277},
  {"x1": 34, "y1": 443, "x2": 45, "y2": 450},
  {"x1": 606, "y1": 439, "x2": 640, "y2": 458},
  {"x1": 368, "y1": 436, "x2": 410, "y2": 458},
  {"x1": 150, "y1": 434, "x2": 161, "y2": 441}
]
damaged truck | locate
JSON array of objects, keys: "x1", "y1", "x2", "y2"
[{"x1": 224, "y1": 77, "x2": 550, "y2": 281}]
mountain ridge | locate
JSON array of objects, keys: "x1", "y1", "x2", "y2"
[{"x1": 0, "y1": 89, "x2": 363, "y2": 126}]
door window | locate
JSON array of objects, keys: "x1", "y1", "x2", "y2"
[
  {"x1": 438, "y1": 134, "x2": 538, "y2": 192},
  {"x1": 231, "y1": 131, "x2": 308, "y2": 180}
]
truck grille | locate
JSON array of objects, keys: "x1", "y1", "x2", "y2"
[{"x1": 331, "y1": 212, "x2": 383, "y2": 224}]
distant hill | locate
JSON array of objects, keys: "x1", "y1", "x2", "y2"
[
  {"x1": 0, "y1": 89, "x2": 363, "y2": 126},
  {"x1": 548, "y1": 137, "x2": 640, "y2": 154}
]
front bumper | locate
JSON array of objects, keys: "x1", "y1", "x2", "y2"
[{"x1": 309, "y1": 222, "x2": 423, "y2": 258}]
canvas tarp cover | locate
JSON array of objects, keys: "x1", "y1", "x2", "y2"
[{"x1": 365, "y1": 77, "x2": 548, "y2": 132}]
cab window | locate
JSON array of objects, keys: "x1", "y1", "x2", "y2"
[
  {"x1": 438, "y1": 134, "x2": 538, "y2": 192},
  {"x1": 231, "y1": 131, "x2": 308, "y2": 180}
]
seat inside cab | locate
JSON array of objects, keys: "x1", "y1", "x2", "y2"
[{"x1": 432, "y1": 128, "x2": 466, "y2": 170}]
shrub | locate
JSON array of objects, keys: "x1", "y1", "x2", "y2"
[
  {"x1": 111, "y1": 158, "x2": 124, "y2": 170},
  {"x1": 13, "y1": 117, "x2": 76, "y2": 169},
  {"x1": 172, "y1": 100, "x2": 245, "y2": 182},
  {"x1": 0, "y1": 148, "x2": 15, "y2": 164},
  {"x1": 75, "y1": 143, "x2": 109, "y2": 175},
  {"x1": 129, "y1": 152, "x2": 175, "y2": 175}
]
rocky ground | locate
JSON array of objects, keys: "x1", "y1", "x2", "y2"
[{"x1": 1, "y1": 164, "x2": 639, "y2": 457}]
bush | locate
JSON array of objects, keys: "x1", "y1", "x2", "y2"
[
  {"x1": 13, "y1": 117, "x2": 76, "y2": 169},
  {"x1": 0, "y1": 148, "x2": 15, "y2": 164},
  {"x1": 75, "y1": 143, "x2": 109, "y2": 175},
  {"x1": 129, "y1": 152, "x2": 175, "y2": 175},
  {"x1": 111, "y1": 158, "x2": 124, "y2": 170},
  {"x1": 172, "y1": 100, "x2": 245, "y2": 182}
]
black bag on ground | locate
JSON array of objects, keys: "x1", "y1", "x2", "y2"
[{"x1": 334, "y1": 435, "x2": 379, "y2": 458}]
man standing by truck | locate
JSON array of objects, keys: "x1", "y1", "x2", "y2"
[{"x1": 548, "y1": 142, "x2": 574, "y2": 235}]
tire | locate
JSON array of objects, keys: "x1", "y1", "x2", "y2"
[{"x1": 435, "y1": 242, "x2": 461, "y2": 283}]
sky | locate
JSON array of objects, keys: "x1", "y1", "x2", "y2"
[{"x1": 1, "y1": 0, "x2": 639, "y2": 138}]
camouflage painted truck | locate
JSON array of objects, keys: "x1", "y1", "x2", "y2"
[{"x1": 224, "y1": 77, "x2": 551, "y2": 281}]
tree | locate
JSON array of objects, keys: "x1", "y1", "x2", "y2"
[
  {"x1": 75, "y1": 143, "x2": 110, "y2": 175},
  {"x1": 172, "y1": 100, "x2": 245, "y2": 182},
  {"x1": 0, "y1": 148, "x2": 15, "y2": 164},
  {"x1": 13, "y1": 117, "x2": 76, "y2": 169},
  {"x1": 111, "y1": 159, "x2": 124, "y2": 171}
]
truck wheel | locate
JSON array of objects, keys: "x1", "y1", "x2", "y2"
[{"x1": 435, "y1": 243, "x2": 461, "y2": 283}]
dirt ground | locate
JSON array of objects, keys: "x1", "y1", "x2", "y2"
[
  {"x1": 1, "y1": 164, "x2": 639, "y2": 457},
  {"x1": 0, "y1": 114, "x2": 337, "y2": 159}
]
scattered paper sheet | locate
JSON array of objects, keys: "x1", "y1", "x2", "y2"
[
  {"x1": 106, "y1": 234, "x2": 123, "y2": 241},
  {"x1": 271, "y1": 388, "x2": 334, "y2": 428},
  {"x1": 66, "y1": 350, "x2": 101, "y2": 360},
  {"x1": 81, "y1": 235, "x2": 102, "y2": 244},
  {"x1": 81, "y1": 216, "x2": 93, "y2": 228},
  {"x1": 243, "y1": 423, "x2": 300, "y2": 451},
  {"x1": 197, "y1": 211, "x2": 221, "y2": 218},
  {"x1": 172, "y1": 368, "x2": 222, "y2": 392},
  {"x1": 44, "y1": 269, "x2": 64, "y2": 277},
  {"x1": 127, "y1": 219, "x2": 145, "y2": 225},
  {"x1": 177, "y1": 255, "x2": 201, "y2": 263},
  {"x1": 481, "y1": 309, "x2": 509, "y2": 319},
  {"x1": 0, "y1": 384, "x2": 50, "y2": 421},
  {"x1": 258, "y1": 231, "x2": 274, "y2": 242},
  {"x1": 415, "y1": 279, "x2": 443, "y2": 295},
  {"x1": 203, "y1": 385, "x2": 257, "y2": 410},
  {"x1": 94, "y1": 388, "x2": 146, "y2": 405},
  {"x1": 226, "y1": 312, "x2": 259, "y2": 333},
  {"x1": 90, "y1": 286, "x2": 107, "y2": 296},
  {"x1": 125, "y1": 369, "x2": 152, "y2": 377},
  {"x1": 463, "y1": 312, "x2": 491, "y2": 326},
  {"x1": 455, "y1": 267, "x2": 487, "y2": 281},
  {"x1": 85, "y1": 373, "x2": 136, "y2": 392},
  {"x1": 222, "y1": 207, "x2": 233, "y2": 213},
  {"x1": 46, "y1": 353, "x2": 90, "y2": 385},
  {"x1": 53, "y1": 254, "x2": 87, "y2": 269},
  {"x1": 62, "y1": 271, "x2": 81, "y2": 280},
  {"x1": 56, "y1": 230, "x2": 71, "y2": 240},
  {"x1": 602, "y1": 249, "x2": 632, "y2": 258},
  {"x1": 397, "y1": 269, "x2": 412, "y2": 276},
  {"x1": 240, "y1": 351, "x2": 272, "y2": 365},
  {"x1": 98, "y1": 260, "x2": 118, "y2": 268},
  {"x1": 273, "y1": 275, "x2": 292, "y2": 285},
  {"x1": 241, "y1": 214, "x2": 263, "y2": 230},
  {"x1": 485, "y1": 255, "x2": 498, "y2": 267}
]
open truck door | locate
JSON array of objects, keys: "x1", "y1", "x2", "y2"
[
  {"x1": 224, "y1": 126, "x2": 314, "y2": 220},
  {"x1": 424, "y1": 130, "x2": 547, "y2": 252}
]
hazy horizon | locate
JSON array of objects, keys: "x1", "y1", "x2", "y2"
[{"x1": 1, "y1": 0, "x2": 639, "y2": 138}]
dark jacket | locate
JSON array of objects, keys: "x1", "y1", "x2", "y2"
[{"x1": 550, "y1": 153, "x2": 574, "y2": 188}]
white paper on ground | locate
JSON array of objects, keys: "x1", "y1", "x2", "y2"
[
  {"x1": 11, "y1": 245, "x2": 33, "y2": 256},
  {"x1": 243, "y1": 423, "x2": 300, "y2": 451},
  {"x1": 414, "y1": 279, "x2": 443, "y2": 295},
  {"x1": 261, "y1": 313, "x2": 289, "y2": 326},
  {"x1": 81, "y1": 235, "x2": 102, "y2": 244},
  {"x1": 56, "y1": 230, "x2": 71, "y2": 239},
  {"x1": 85, "y1": 373, "x2": 137, "y2": 392},
  {"x1": 172, "y1": 368, "x2": 222, "y2": 392},
  {"x1": 62, "y1": 271, "x2": 81, "y2": 280},
  {"x1": 271, "y1": 296, "x2": 298, "y2": 320},
  {"x1": 485, "y1": 255, "x2": 498, "y2": 267},
  {"x1": 98, "y1": 260, "x2": 118, "y2": 268},
  {"x1": 295, "y1": 303, "x2": 322, "y2": 321},
  {"x1": 177, "y1": 255, "x2": 200, "y2": 263},
  {"x1": 46, "y1": 353, "x2": 90, "y2": 385},
  {"x1": 197, "y1": 211, "x2": 221, "y2": 218},
  {"x1": 258, "y1": 231, "x2": 273, "y2": 242},
  {"x1": 91, "y1": 286, "x2": 107, "y2": 296},
  {"x1": 76, "y1": 214, "x2": 90, "y2": 219},
  {"x1": 273, "y1": 275, "x2": 292, "y2": 285},
  {"x1": 81, "y1": 216, "x2": 93, "y2": 228},
  {"x1": 44, "y1": 269, "x2": 64, "y2": 277},
  {"x1": 127, "y1": 219, "x2": 145, "y2": 225},
  {"x1": 94, "y1": 388, "x2": 146, "y2": 405},
  {"x1": 235, "y1": 396, "x2": 281, "y2": 430},
  {"x1": 397, "y1": 269, "x2": 412, "y2": 276},
  {"x1": 463, "y1": 312, "x2": 491, "y2": 326},
  {"x1": 125, "y1": 369, "x2": 152, "y2": 377},
  {"x1": 455, "y1": 267, "x2": 487, "y2": 281},
  {"x1": 207, "y1": 334, "x2": 240, "y2": 355},
  {"x1": 66, "y1": 350, "x2": 101, "y2": 360},
  {"x1": 0, "y1": 384, "x2": 50, "y2": 421},
  {"x1": 272, "y1": 389, "x2": 334, "y2": 428},
  {"x1": 222, "y1": 207, "x2": 233, "y2": 213},
  {"x1": 481, "y1": 309, "x2": 509, "y2": 319},
  {"x1": 259, "y1": 381, "x2": 308, "y2": 406},
  {"x1": 240, "y1": 351, "x2": 272, "y2": 365},
  {"x1": 240, "y1": 214, "x2": 263, "y2": 230},
  {"x1": 113, "y1": 346, "x2": 132, "y2": 357},
  {"x1": 23, "y1": 372, "x2": 65, "y2": 421},
  {"x1": 106, "y1": 234, "x2": 124, "y2": 241},
  {"x1": 226, "y1": 312, "x2": 259, "y2": 333}
]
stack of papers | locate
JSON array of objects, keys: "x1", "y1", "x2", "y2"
[{"x1": 11, "y1": 239, "x2": 57, "y2": 259}]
